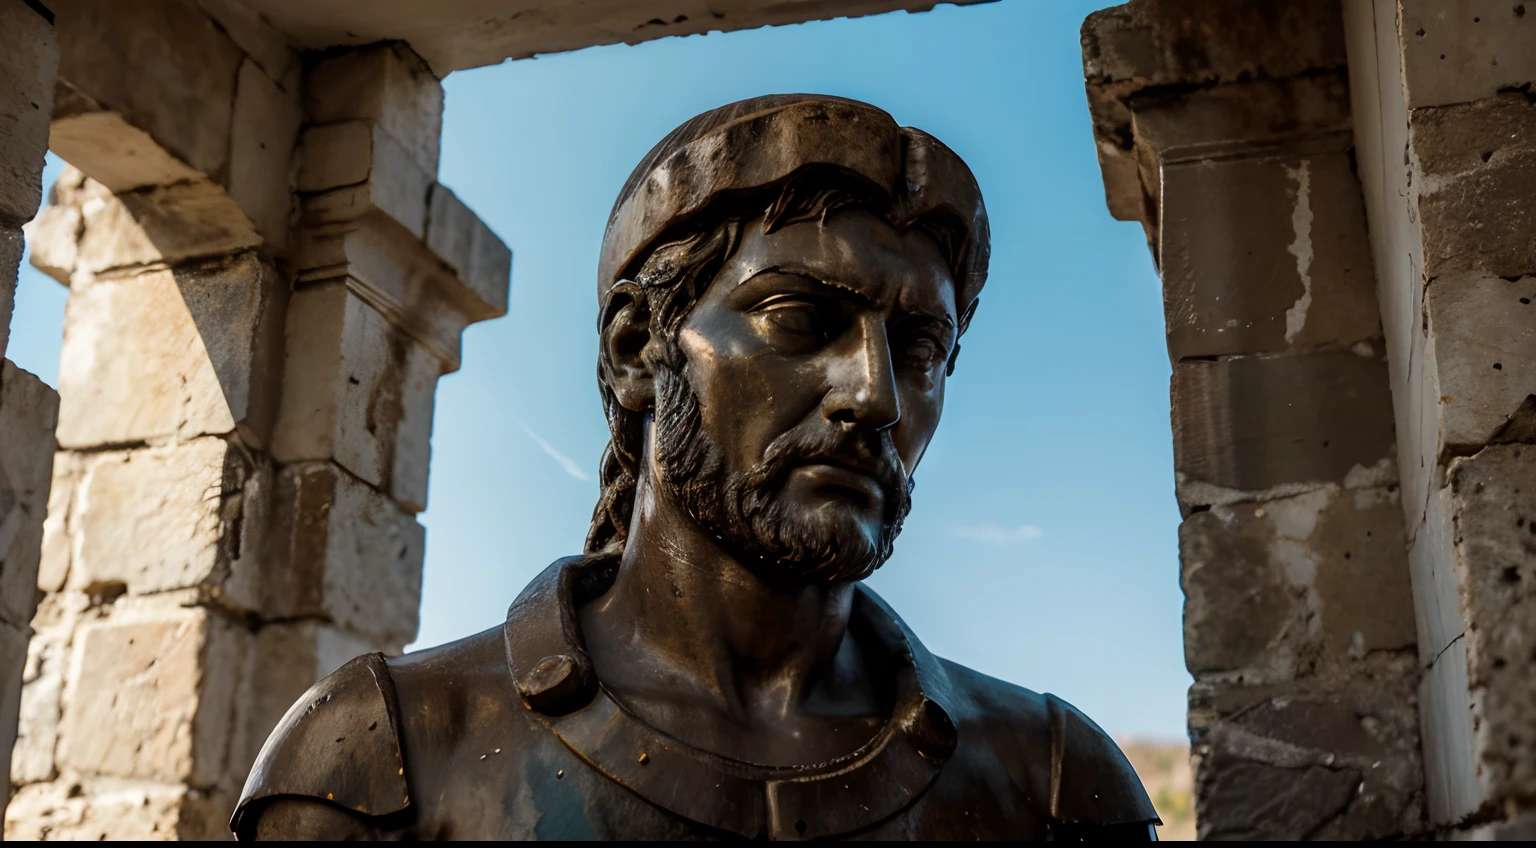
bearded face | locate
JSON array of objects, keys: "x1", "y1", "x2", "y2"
[{"x1": 631, "y1": 209, "x2": 958, "y2": 584}]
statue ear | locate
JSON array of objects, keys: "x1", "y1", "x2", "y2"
[
  {"x1": 600, "y1": 281, "x2": 656, "y2": 413},
  {"x1": 947, "y1": 297, "x2": 979, "y2": 377}
]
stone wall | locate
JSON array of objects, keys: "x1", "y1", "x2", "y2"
[
  {"x1": 4, "y1": 0, "x2": 509, "y2": 838},
  {"x1": 1, "y1": 0, "x2": 63, "y2": 818},
  {"x1": 1343, "y1": 0, "x2": 1536, "y2": 836},
  {"x1": 1083, "y1": 0, "x2": 1425, "y2": 838}
]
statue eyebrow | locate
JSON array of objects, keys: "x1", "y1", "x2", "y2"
[{"x1": 742, "y1": 265, "x2": 956, "y2": 329}]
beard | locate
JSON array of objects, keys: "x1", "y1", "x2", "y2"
[{"x1": 650, "y1": 360, "x2": 913, "y2": 585}]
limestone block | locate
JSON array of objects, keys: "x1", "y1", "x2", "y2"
[
  {"x1": 1160, "y1": 152, "x2": 1380, "y2": 359},
  {"x1": 65, "y1": 438, "x2": 267, "y2": 609},
  {"x1": 0, "y1": 0, "x2": 58, "y2": 227},
  {"x1": 51, "y1": 0, "x2": 243, "y2": 183},
  {"x1": 56, "y1": 252, "x2": 284, "y2": 449},
  {"x1": 1182, "y1": 487, "x2": 1415, "y2": 680},
  {"x1": 4, "y1": 778, "x2": 235, "y2": 841},
  {"x1": 229, "y1": 58, "x2": 302, "y2": 254},
  {"x1": 1448, "y1": 444, "x2": 1536, "y2": 802},
  {"x1": 1426, "y1": 274, "x2": 1536, "y2": 449},
  {"x1": 1189, "y1": 661, "x2": 1424, "y2": 839},
  {"x1": 23, "y1": 202, "x2": 81, "y2": 286},
  {"x1": 0, "y1": 360, "x2": 61, "y2": 629},
  {"x1": 195, "y1": 0, "x2": 298, "y2": 85},
  {"x1": 72, "y1": 178, "x2": 260, "y2": 276},
  {"x1": 272, "y1": 283, "x2": 442, "y2": 512},
  {"x1": 297, "y1": 120, "x2": 431, "y2": 238},
  {"x1": 36, "y1": 453, "x2": 83, "y2": 594},
  {"x1": 305, "y1": 44, "x2": 443, "y2": 178},
  {"x1": 1172, "y1": 352, "x2": 1396, "y2": 498},
  {"x1": 54, "y1": 601, "x2": 249, "y2": 788},
  {"x1": 266, "y1": 462, "x2": 424, "y2": 646},
  {"x1": 1399, "y1": 0, "x2": 1536, "y2": 109},
  {"x1": 1418, "y1": 151, "x2": 1536, "y2": 281},
  {"x1": 47, "y1": 109, "x2": 203, "y2": 194},
  {"x1": 426, "y1": 184, "x2": 513, "y2": 317}
]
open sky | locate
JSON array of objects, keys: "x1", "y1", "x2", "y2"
[{"x1": 8, "y1": 0, "x2": 1190, "y2": 740}]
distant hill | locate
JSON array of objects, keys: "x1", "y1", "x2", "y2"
[{"x1": 1118, "y1": 739, "x2": 1195, "y2": 841}]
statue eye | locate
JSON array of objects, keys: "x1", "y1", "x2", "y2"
[
  {"x1": 898, "y1": 337, "x2": 945, "y2": 373},
  {"x1": 757, "y1": 296, "x2": 834, "y2": 339}
]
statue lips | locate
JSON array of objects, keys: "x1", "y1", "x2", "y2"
[{"x1": 786, "y1": 453, "x2": 899, "y2": 511}]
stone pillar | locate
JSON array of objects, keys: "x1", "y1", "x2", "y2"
[
  {"x1": 1, "y1": 0, "x2": 62, "y2": 818},
  {"x1": 1343, "y1": 1, "x2": 1536, "y2": 836},
  {"x1": 4, "y1": 1, "x2": 509, "y2": 838},
  {"x1": 1082, "y1": 0, "x2": 1424, "y2": 838}
]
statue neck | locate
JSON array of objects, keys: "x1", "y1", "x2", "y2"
[{"x1": 578, "y1": 460, "x2": 860, "y2": 732}]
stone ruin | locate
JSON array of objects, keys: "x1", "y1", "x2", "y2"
[{"x1": 1, "y1": 0, "x2": 1533, "y2": 839}]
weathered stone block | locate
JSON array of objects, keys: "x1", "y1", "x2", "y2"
[
  {"x1": 272, "y1": 283, "x2": 442, "y2": 512},
  {"x1": 1190, "y1": 664, "x2": 1424, "y2": 839},
  {"x1": 1419, "y1": 154, "x2": 1536, "y2": 280},
  {"x1": 9, "y1": 594, "x2": 78, "y2": 787},
  {"x1": 23, "y1": 202, "x2": 81, "y2": 287},
  {"x1": 56, "y1": 252, "x2": 284, "y2": 449},
  {"x1": 228, "y1": 58, "x2": 302, "y2": 254},
  {"x1": 0, "y1": 0, "x2": 58, "y2": 227},
  {"x1": 54, "y1": 602, "x2": 249, "y2": 787},
  {"x1": 72, "y1": 178, "x2": 261, "y2": 276},
  {"x1": 1182, "y1": 487, "x2": 1414, "y2": 680},
  {"x1": 1160, "y1": 153, "x2": 1379, "y2": 359},
  {"x1": 47, "y1": 108, "x2": 204, "y2": 194},
  {"x1": 1448, "y1": 444, "x2": 1536, "y2": 802},
  {"x1": 65, "y1": 438, "x2": 267, "y2": 608},
  {"x1": 304, "y1": 43, "x2": 443, "y2": 179},
  {"x1": 1412, "y1": 96, "x2": 1536, "y2": 181},
  {"x1": 297, "y1": 120, "x2": 431, "y2": 238},
  {"x1": 426, "y1": 183, "x2": 513, "y2": 317},
  {"x1": 1426, "y1": 273, "x2": 1536, "y2": 450},
  {"x1": 266, "y1": 462, "x2": 424, "y2": 646},
  {"x1": 1172, "y1": 352, "x2": 1396, "y2": 497},
  {"x1": 4, "y1": 779, "x2": 235, "y2": 841},
  {"x1": 1399, "y1": 1, "x2": 1536, "y2": 109},
  {"x1": 0, "y1": 360, "x2": 61, "y2": 629},
  {"x1": 51, "y1": 0, "x2": 243, "y2": 184}
]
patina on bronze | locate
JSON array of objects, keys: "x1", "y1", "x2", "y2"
[{"x1": 232, "y1": 95, "x2": 1160, "y2": 841}]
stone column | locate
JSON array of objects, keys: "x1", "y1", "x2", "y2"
[
  {"x1": 5, "y1": 1, "x2": 509, "y2": 838},
  {"x1": 1082, "y1": 0, "x2": 1424, "y2": 838},
  {"x1": 1, "y1": 0, "x2": 62, "y2": 818},
  {"x1": 1344, "y1": 1, "x2": 1536, "y2": 837}
]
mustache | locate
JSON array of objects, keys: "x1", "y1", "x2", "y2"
[{"x1": 742, "y1": 422, "x2": 911, "y2": 507}]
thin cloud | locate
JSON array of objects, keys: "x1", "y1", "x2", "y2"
[
  {"x1": 517, "y1": 419, "x2": 591, "y2": 482},
  {"x1": 950, "y1": 523, "x2": 1044, "y2": 545}
]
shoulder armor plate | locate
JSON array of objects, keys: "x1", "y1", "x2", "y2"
[
  {"x1": 1046, "y1": 693, "x2": 1161, "y2": 826},
  {"x1": 230, "y1": 653, "x2": 409, "y2": 839}
]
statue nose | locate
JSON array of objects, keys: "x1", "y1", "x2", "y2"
[{"x1": 823, "y1": 319, "x2": 901, "y2": 431}]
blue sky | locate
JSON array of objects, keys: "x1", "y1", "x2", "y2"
[{"x1": 9, "y1": 0, "x2": 1190, "y2": 740}]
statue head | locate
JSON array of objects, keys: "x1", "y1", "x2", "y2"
[{"x1": 589, "y1": 94, "x2": 990, "y2": 585}]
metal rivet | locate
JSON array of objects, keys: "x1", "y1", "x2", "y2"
[
  {"x1": 556, "y1": 769, "x2": 564, "y2": 780},
  {"x1": 638, "y1": 752, "x2": 650, "y2": 765}
]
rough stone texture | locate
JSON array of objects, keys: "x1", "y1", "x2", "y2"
[
  {"x1": 0, "y1": 361, "x2": 62, "y2": 628},
  {"x1": 297, "y1": 119, "x2": 433, "y2": 239},
  {"x1": 1398, "y1": 0, "x2": 1536, "y2": 110},
  {"x1": 1182, "y1": 486, "x2": 1415, "y2": 681},
  {"x1": 5, "y1": 778, "x2": 235, "y2": 841},
  {"x1": 1448, "y1": 445, "x2": 1536, "y2": 804},
  {"x1": 55, "y1": 253, "x2": 285, "y2": 450},
  {"x1": 69, "y1": 176, "x2": 262, "y2": 276},
  {"x1": 0, "y1": 617, "x2": 27, "y2": 813},
  {"x1": 1427, "y1": 274, "x2": 1536, "y2": 450},
  {"x1": 53, "y1": 439, "x2": 268, "y2": 611},
  {"x1": 22, "y1": 203, "x2": 79, "y2": 288},
  {"x1": 1418, "y1": 150, "x2": 1536, "y2": 282},
  {"x1": 273, "y1": 283, "x2": 442, "y2": 512},
  {"x1": 46, "y1": 108, "x2": 204, "y2": 195},
  {"x1": 2, "y1": 225, "x2": 19, "y2": 362},
  {"x1": 1171, "y1": 352, "x2": 1397, "y2": 499},
  {"x1": 425, "y1": 183, "x2": 514, "y2": 318},
  {"x1": 305, "y1": 44, "x2": 443, "y2": 179},
  {"x1": 55, "y1": 602, "x2": 247, "y2": 788},
  {"x1": 1160, "y1": 152, "x2": 1380, "y2": 359},
  {"x1": 51, "y1": 0, "x2": 244, "y2": 185},
  {"x1": 228, "y1": 57, "x2": 302, "y2": 253},
  {"x1": 0, "y1": 0, "x2": 59, "y2": 227},
  {"x1": 266, "y1": 462, "x2": 425, "y2": 646},
  {"x1": 1190, "y1": 662, "x2": 1424, "y2": 840}
]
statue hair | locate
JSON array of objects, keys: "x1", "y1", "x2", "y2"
[{"x1": 584, "y1": 167, "x2": 967, "y2": 557}]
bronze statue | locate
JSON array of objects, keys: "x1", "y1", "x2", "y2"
[{"x1": 232, "y1": 95, "x2": 1159, "y2": 841}]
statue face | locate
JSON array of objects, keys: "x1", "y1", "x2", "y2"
[{"x1": 653, "y1": 208, "x2": 959, "y2": 583}]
